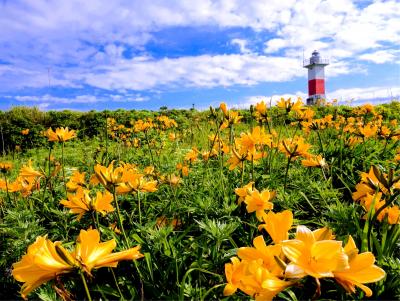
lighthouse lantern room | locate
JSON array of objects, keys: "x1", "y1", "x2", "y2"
[{"x1": 303, "y1": 50, "x2": 329, "y2": 105}]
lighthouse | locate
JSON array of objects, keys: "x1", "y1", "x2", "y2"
[{"x1": 303, "y1": 50, "x2": 329, "y2": 105}]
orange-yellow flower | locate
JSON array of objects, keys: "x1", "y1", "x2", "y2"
[
  {"x1": 258, "y1": 210, "x2": 293, "y2": 244},
  {"x1": 74, "y1": 228, "x2": 143, "y2": 274},
  {"x1": 244, "y1": 189, "x2": 275, "y2": 220},
  {"x1": 19, "y1": 160, "x2": 45, "y2": 179},
  {"x1": 224, "y1": 258, "x2": 293, "y2": 300},
  {"x1": 184, "y1": 147, "x2": 199, "y2": 163},
  {"x1": 279, "y1": 136, "x2": 311, "y2": 159},
  {"x1": 352, "y1": 182, "x2": 374, "y2": 202},
  {"x1": 13, "y1": 228, "x2": 143, "y2": 298},
  {"x1": 301, "y1": 155, "x2": 326, "y2": 168},
  {"x1": 3, "y1": 176, "x2": 37, "y2": 197},
  {"x1": 276, "y1": 97, "x2": 303, "y2": 113},
  {"x1": 21, "y1": 129, "x2": 30, "y2": 135},
  {"x1": 176, "y1": 163, "x2": 189, "y2": 177},
  {"x1": 234, "y1": 182, "x2": 254, "y2": 204},
  {"x1": 237, "y1": 235, "x2": 284, "y2": 276},
  {"x1": 92, "y1": 161, "x2": 126, "y2": 189},
  {"x1": 334, "y1": 236, "x2": 385, "y2": 297},
  {"x1": 359, "y1": 123, "x2": 378, "y2": 138},
  {"x1": 0, "y1": 162, "x2": 12, "y2": 172},
  {"x1": 226, "y1": 148, "x2": 247, "y2": 170},
  {"x1": 282, "y1": 225, "x2": 349, "y2": 279},
  {"x1": 223, "y1": 257, "x2": 247, "y2": 296},
  {"x1": 236, "y1": 126, "x2": 271, "y2": 155},
  {"x1": 219, "y1": 102, "x2": 243, "y2": 130},
  {"x1": 12, "y1": 236, "x2": 76, "y2": 299},
  {"x1": 124, "y1": 171, "x2": 158, "y2": 193},
  {"x1": 44, "y1": 127, "x2": 76, "y2": 142},
  {"x1": 387, "y1": 205, "x2": 400, "y2": 224},
  {"x1": 255, "y1": 101, "x2": 267, "y2": 116},
  {"x1": 66, "y1": 170, "x2": 86, "y2": 192},
  {"x1": 60, "y1": 188, "x2": 114, "y2": 220}
]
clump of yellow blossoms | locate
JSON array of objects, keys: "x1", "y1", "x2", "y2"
[
  {"x1": 224, "y1": 209, "x2": 386, "y2": 300},
  {"x1": 12, "y1": 228, "x2": 143, "y2": 299},
  {"x1": 352, "y1": 166, "x2": 400, "y2": 224}
]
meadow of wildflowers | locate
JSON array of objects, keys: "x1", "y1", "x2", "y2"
[{"x1": 0, "y1": 99, "x2": 399, "y2": 300}]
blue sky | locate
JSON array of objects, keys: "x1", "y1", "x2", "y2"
[{"x1": 0, "y1": 0, "x2": 399, "y2": 111}]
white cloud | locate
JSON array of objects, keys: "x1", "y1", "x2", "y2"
[
  {"x1": 12, "y1": 93, "x2": 148, "y2": 104},
  {"x1": 72, "y1": 54, "x2": 356, "y2": 91},
  {"x1": 231, "y1": 39, "x2": 251, "y2": 54},
  {"x1": 359, "y1": 50, "x2": 399, "y2": 64},
  {"x1": 14, "y1": 94, "x2": 100, "y2": 104},
  {"x1": 328, "y1": 86, "x2": 400, "y2": 103}
]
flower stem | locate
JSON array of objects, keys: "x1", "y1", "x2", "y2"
[
  {"x1": 61, "y1": 141, "x2": 67, "y2": 195},
  {"x1": 284, "y1": 156, "x2": 292, "y2": 193},
  {"x1": 137, "y1": 191, "x2": 142, "y2": 225},
  {"x1": 3, "y1": 174, "x2": 10, "y2": 203},
  {"x1": 80, "y1": 272, "x2": 93, "y2": 301},
  {"x1": 112, "y1": 187, "x2": 129, "y2": 247},
  {"x1": 240, "y1": 160, "x2": 245, "y2": 186},
  {"x1": 110, "y1": 268, "x2": 124, "y2": 299}
]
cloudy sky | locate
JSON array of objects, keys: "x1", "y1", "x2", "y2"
[{"x1": 0, "y1": 0, "x2": 399, "y2": 111}]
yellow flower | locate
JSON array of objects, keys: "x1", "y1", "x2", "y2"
[
  {"x1": 297, "y1": 107, "x2": 315, "y2": 121},
  {"x1": 4, "y1": 176, "x2": 37, "y2": 197},
  {"x1": 60, "y1": 188, "x2": 114, "y2": 220},
  {"x1": 125, "y1": 171, "x2": 158, "y2": 193},
  {"x1": 66, "y1": 170, "x2": 86, "y2": 192},
  {"x1": 21, "y1": 129, "x2": 30, "y2": 135},
  {"x1": 244, "y1": 189, "x2": 275, "y2": 220},
  {"x1": 44, "y1": 127, "x2": 76, "y2": 142},
  {"x1": 13, "y1": 228, "x2": 143, "y2": 298},
  {"x1": 234, "y1": 182, "x2": 254, "y2": 204},
  {"x1": 255, "y1": 101, "x2": 267, "y2": 116},
  {"x1": 359, "y1": 123, "x2": 378, "y2": 138},
  {"x1": 379, "y1": 125, "x2": 391, "y2": 138},
  {"x1": 258, "y1": 210, "x2": 293, "y2": 244},
  {"x1": 12, "y1": 236, "x2": 76, "y2": 299},
  {"x1": 93, "y1": 161, "x2": 126, "y2": 189},
  {"x1": 184, "y1": 147, "x2": 199, "y2": 163},
  {"x1": 279, "y1": 136, "x2": 311, "y2": 159},
  {"x1": 0, "y1": 162, "x2": 12, "y2": 173},
  {"x1": 361, "y1": 192, "x2": 387, "y2": 221},
  {"x1": 219, "y1": 102, "x2": 243, "y2": 129},
  {"x1": 166, "y1": 174, "x2": 182, "y2": 186},
  {"x1": 74, "y1": 228, "x2": 143, "y2": 275},
  {"x1": 223, "y1": 257, "x2": 247, "y2": 296},
  {"x1": 226, "y1": 148, "x2": 247, "y2": 170},
  {"x1": 352, "y1": 183, "x2": 374, "y2": 201},
  {"x1": 387, "y1": 205, "x2": 400, "y2": 224},
  {"x1": 19, "y1": 160, "x2": 45, "y2": 179},
  {"x1": 334, "y1": 236, "x2": 385, "y2": 297},
  {"x1": 276, "y1": 97, "x2": 303, "y2": 113},
  {"x1": 176, "y1": 163, "x2": 190, "y2": 177},
  {"x1": 237, "y1": 235, "x2": 284, "y2": 276},
  {"x1": 244, "y1": 260, "x2": 293, "y2": 301},
  {"x1": 301, "y1": 155, "x2": 327, "y2": 168},
  {"x1": 236, "y1": 126, "x2": 271, "y2": 155},
  {"x1": 282, "y1": 225, "x2": 349, "y2": 279},
  {"x1": 220, "y1": 102, "x2": 228, "y2": 117}
]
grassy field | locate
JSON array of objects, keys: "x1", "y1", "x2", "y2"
[{"x1": 1, "y1": 99, "x2": 399, "y2": 300}]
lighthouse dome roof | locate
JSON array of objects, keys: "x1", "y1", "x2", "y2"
[{"x1": 312, "y1": 50, "x2": 320, "y2": 57}]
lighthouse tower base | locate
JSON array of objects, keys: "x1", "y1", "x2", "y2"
[{"x1": 306, "y1": 94, "x2": 325, "y2": 106}]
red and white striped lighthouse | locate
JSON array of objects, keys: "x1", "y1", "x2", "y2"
[{"x1": 303, "y1": 50, "x2": 329, "y2": 105}]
